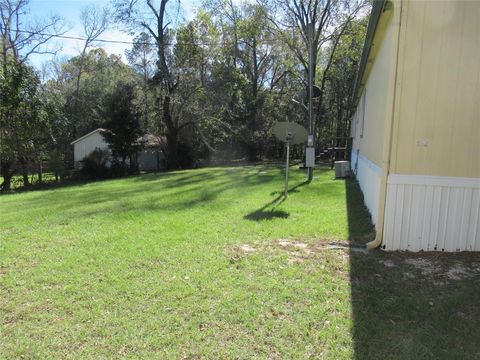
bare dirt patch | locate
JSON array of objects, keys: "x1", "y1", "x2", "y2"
[
  {"x1": 404, "y1": 258, "x2": 441, "y2": 275},
  {"x1": 230, "y1": 239, "x2": 480, "y2": 284},
  {"x1": 377, "y1": 252, "x2": 480, "y2": 283},
  {"x1": 274, "y1": 238, "x2": 365, "y2": 254},
  {"x1": 379, "y1": 259, "x2": 395, "y2": 268},
  {"x1": 230, "y1": 238, "x2": 358, "y2": 265},
  {"x1": 238, "y1": 244, "x2": 256, "y2": 253},
  {"x1": 2, "y1": 316, "x2": 20, "y2": 327},
  {"x1": 445, "y1": 263, "x2": 480, "y2": 280},
  {"x1": 229, "y1": 244, "x2": 257, "y2": 262},
  {"x1": 230, "y1": 238, "x2": 369, "y2": 263},
  {"x1": 276, "y1": 239, "x2": 314, "y2": 256}
]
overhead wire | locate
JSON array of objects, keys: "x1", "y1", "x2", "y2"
[{"x1": 0, "y1": 27, "x2": 282, "y2": 47}]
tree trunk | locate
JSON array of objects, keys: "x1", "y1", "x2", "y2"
[
  {"x1": 0, "y1": 161, "x2": 15, "y2": 192},
  {"x1": 245, "y1": 37, "x2": 259, "y2": 163},
  {"x1": 121, "y1": 156, "x2": 127, "y2": 174},
  {"x1": 246, "y1": 145, "x2": 258, "y2": 162},
  {"x1": 143, "y1": 68, "x2": 149, "y2": 129},
  {"x1": 72, "y1": 53, "x2": 86, "y2": 139},
  {"x1": 0, "y1": 176, "x2": 12, "y2": 191},
  {"x1": 22, "y1": 173, "x2": 30, "y2": 187},
  {"x1": 18, "y1": 157, "x2": 30, "y2": 187},
  {"x1": 162, "y1": 95, "x2": 179, "y2": 169},
  {"x1": 166, "y1": 131, "x2": 179, "y2": 169},
  {"x1": 37, "y1": 161, "x2": 43, "y2": 184}
]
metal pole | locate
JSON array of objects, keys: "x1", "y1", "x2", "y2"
[
  {"x1": 307, "y1": 22, "x2": 314, "y2": 181},
  {"x1": 285, "y1": 141, "x2": 290, "y2": 198}
]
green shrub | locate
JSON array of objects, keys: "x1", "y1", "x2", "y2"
[{"x1": 80, "y1": 149, "x2": 111, "y2": 179}]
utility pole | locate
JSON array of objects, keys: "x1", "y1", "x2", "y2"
[{"x1": 306, "y1": 22, "x2": 315, "y2": 181}]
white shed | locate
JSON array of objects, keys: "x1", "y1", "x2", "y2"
[
  {"x1": 71, "y1": 129, "x2": 166, "y2": 171},
  {"x1": 71, "y1": 128, "x2": 109, "y2": 169}
]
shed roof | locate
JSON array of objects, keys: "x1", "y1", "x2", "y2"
[
  {"x1": 70, "y1": 128, "x2": 107, "y2": 145},
  {"x1": 71, "y1": 128, "x2": 166, "y2": 148},
  {"x1": 137, "y1": 134, "x2": 167, "y2": 148}
]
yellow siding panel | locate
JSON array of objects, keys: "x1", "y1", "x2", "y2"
[
  {"x1": 352, "y1": 10, "x2": 397, "y2": 166},
  {"x1": 391, "y1": 0, "x2": 480, "y2": 177},
  {"x1": 393, "y1": 0, "x2": 425, "y2": 173}
]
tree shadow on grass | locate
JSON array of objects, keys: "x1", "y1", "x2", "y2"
[
  {"x1": 345, "y1": 178, "x2": 480, "y2": 359},
  {"x1": 4, "y1": 166, "x2": 285, "y2": 219}
]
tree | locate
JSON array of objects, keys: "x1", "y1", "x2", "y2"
[
  {"x1": 0, "y1": 0, "x2": 66, "y2": 64},
  {"x1": 40, "y1": 78, "x2": 70, "y2": 181},
  {"x1": 0, "y1": 60, "x2": 46, "y2": 190},
  {"x1": 59, "y1": 48, "x2": 135, "y2": 137},
  {"x1": 235, "y1": 4, "x2": 276, "y2": 160},
  {"x1": 198, "y1": 1, "x2": 302, "y2": 161},
  {"x1": 102, "y1": 81, "x2": 143, "y2": 171},
  {"x1": 126, "y1": 32, "x2": 156, "y2": 132},
  {"x1": 71, "y1": 4, "x2": 109, "y2": 138},
  {"x1": 263, "y1": 0, "x2": 368, "y2": 147},
  {"x1": 0, "y1": 0, "x2": 65, "y2": 190},
  {"x1": 114, "y1": 0, "x2": 193, "y2": 169},
  {"x1": 318, "y1": 17, "x2": 368, "y2": 163}
]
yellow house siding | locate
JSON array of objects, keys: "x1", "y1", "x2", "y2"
[
  {"x1": 390, "y1": 0, "x2": 480, "y2": 177},
  {"x1": 352, "y1": 8, "x2": 397, "y2": 166}
]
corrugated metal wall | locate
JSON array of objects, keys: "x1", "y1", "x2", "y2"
[{"x1": 383, "y1": 174, "x2": 480, "y2": 251}]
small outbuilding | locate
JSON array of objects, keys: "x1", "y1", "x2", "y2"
[
  {"x1": 71, "y1": 128, "x2": 109, "y2": 168},
  {"x1": 71, "y1": 128, "x2": 166, "y2": 171},
  {"x1": 136, "y1": 134, "x2": 167, "y2": 171}
]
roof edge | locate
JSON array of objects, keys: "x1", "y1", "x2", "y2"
[
  {"x1": 352, "y1": 0, "x2": 389, "y2": 104},
  {"x1": 70, "y1": 128, "x2": 107, "y2": 145}
]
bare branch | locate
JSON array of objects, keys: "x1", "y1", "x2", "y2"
[{"x1": 0, "y1": 0, "x2": 67, "y2": 62}]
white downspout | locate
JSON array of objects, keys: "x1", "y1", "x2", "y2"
[{"x1": 366, "y1": 0, "x2": 403, "y2": 249}]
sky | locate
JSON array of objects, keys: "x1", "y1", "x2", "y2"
[{"x1": 25, "y1": 0, "x2": 201, "y2": 68}]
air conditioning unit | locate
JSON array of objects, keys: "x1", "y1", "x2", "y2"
[{"x1": 334, "y1": 161, "x2": 351, "y2": 178}]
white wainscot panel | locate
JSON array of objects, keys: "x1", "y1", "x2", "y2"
[
  {"x1": 383, "y1": 175, "x2": 480, "y2": 251},
  {"x1": 351, "y1": 150, "x2": 382, "y2": 227}
]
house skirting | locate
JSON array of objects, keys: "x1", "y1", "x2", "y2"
[
  {"x1": 351, "y1": 150, "x2": 382, "y2": 227},
  {"x1": 383, "y1": 174, "x2": 480, "y2": 251}
]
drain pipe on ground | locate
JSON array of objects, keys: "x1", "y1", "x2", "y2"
[{"x1": 366, "y1": 0, "x2": 403, "y2": 250}]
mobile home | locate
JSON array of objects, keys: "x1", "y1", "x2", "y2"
[{"x1": 351, "y1": 0, "x2": 479, "y2": 251}]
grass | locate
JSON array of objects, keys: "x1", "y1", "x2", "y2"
[{"x1": 1, "y1": 165, "x2": 479, "y2": 359}]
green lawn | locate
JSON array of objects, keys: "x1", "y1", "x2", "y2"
[{"x1": 1, "y1": 165, "x2": 479, "y2": 359}]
